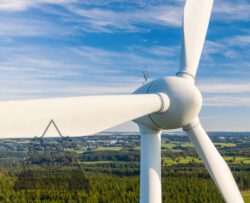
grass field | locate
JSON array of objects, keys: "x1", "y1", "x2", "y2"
[
  {"x1": 162, "y1": 156, "x2": 250, "y2": 166},
  {"x1": 242, "y1": 191, "x2": 250, "y2": 203},
  {"x1": 80, "y1": 161, "x2": 114, "y2": 164},
  {"x1": 84, "y1": 141, "x2": 238, "y2": 152},
  {"x1": 162, "y1": 157, "x2": 202, "y2": 166},
  {"x1": 71, "y1": 142, "x2": 250, "y2": 165},
  {"x1": 73, "y1": 146, "x2": 123, "y2": 152},
  {"x1": 214, "y1": 142, "x2": 237, "y2": 147},
  {"x1": 162, "y1": 142, "x2": 193, "y2": 150},
  {"x1": 96, "y1": 147, "x2": 122, "y2": 151},
  {"x1": 76, "y1": 155, "x2": 250, "y2": 167},
  {"x1": 224, "y1": 156, "x2": 250, "y2": 164}
]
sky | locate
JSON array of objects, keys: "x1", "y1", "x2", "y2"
[{"x1": 0, "y1": 0, "x2": 249, "y2": 132}]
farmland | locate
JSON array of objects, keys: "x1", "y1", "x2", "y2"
[{"x1": 0, "y1": 132, "x2": 249, "y2": 202}]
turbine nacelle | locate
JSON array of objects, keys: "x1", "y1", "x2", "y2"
[{"x1": 134, "y1": 76, "x2": 202, "y2": 130}]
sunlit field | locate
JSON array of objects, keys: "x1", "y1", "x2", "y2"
[{"x1": 0, "y1": 132, "x2": 249, "y2": 202}]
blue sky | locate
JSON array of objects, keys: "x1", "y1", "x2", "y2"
[{"x1": 0, "y1": 0, "x2": 249, "y2": 131}]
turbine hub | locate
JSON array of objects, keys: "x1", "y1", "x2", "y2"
[{"x1": 134, "y1": 76, "x2": 202, "y2": 130}]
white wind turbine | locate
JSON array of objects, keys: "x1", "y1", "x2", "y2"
[{"x1": 0, "y1": 0, "x2": 244, "y2": 203}]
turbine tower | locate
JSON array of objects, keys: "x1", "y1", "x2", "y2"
[{"x1": 0, "y1": 0, "x2": 244, "y2": 202}]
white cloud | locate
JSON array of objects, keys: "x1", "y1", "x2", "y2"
[
  {"x1": 61, "y1": 0, "x2": 250, "y2": 33},
  {"x1": 0, "y1": 44, "x2": 176, "y2": 100},
  {"x1": 0, "y1": 0, "x2": 76, "y2": 11},
  {"x1": 203, "y1": 34, "x2": 250, "y2": 59},
  {"x1": 0, "y1": 0, "x2": 249, "y2": 38},
  {"x1": 0, "y1": 0, "x2": 32, "y2": 11},
  {"x1": 0, "y1": 0, "x2": 249, "y2": 37},
  {"x1": 63, "y1": 5, "x2": 182, "y2": 33},
  {"x1": 198, "y1": 80, "x2": 250, "y2": 107},
  {"x1": 228, "y1": 35, "x2": 250, "y2": 47},
  {"x1": 0, "y1": 1, "x2": 183, "y2": 34},
  {"x1": 128, "y1": 45, "x2": 179, "y2": 58},
  {"x1": 203, "y1": 96, "x2": 250, "y2": 107},
  {"x1": 213, "y1": 0, "x2": 250, "y2": 22},
  {"x1": 199, "y1": 83, "x2": 250, "y2": 94},
  {"x1": 0, "y1": 79, "x2": 140, "y2": 100},
  {"x1": 0, "y1": 16, "x2": 72, "y2": 37},
  {"x1": 70, "y1": 45, "x2": 177, "y2": 73}
]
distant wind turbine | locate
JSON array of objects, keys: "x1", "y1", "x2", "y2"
[{"x1": 0, "y1": 0, "x2": 243, "y2": 202}]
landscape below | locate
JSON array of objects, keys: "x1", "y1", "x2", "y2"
[{"x1": 0, "y1": 132, "x2": 249, "y2": 203}]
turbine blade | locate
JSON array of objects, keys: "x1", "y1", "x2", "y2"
[
  {"x1": 177, "y1": 0, "x2": 214, "y2": 80},
  {"x1": 0, "y1": 94, "x2": 166, "y2": 138},
  {"x1": 183, "y1": 118, "x2": 244, "y2": 203}
]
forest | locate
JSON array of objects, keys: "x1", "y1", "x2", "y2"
[{"x1": 0, "y1": 132, "x2": 249, "y2": 203}]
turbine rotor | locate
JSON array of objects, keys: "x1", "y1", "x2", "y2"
[{"x1": 134, "y1": 76, "x2": 202, "y2": 130}]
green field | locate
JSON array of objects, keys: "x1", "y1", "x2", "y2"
[
  {"x1": 0, "y1": 134, "x2": 249, "y2": 202},
  {"x1": 214, "y1": 142, "x2": 237, "y2": 147},
  {"x1": 96, "y1": 147, "x2": 122, "y2": 151},
  {"x1": 162, "y1": 156, "x2": 202, "y2": 166},
  {"x1": 224, "y1": 156, "x2": 250, "y2": 164},
  {"x1": 242, "y1": 191, "x2": 250, "y2": 203},
  {"x1": 77, "y1": 155, "x2": 250, "y2": 165},
  {"x1": 80, "y1": 160, "x2": 114, "y2": 164}
]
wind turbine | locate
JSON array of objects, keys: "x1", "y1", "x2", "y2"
[{"x1": 0, "y1": 0, "x2": 244, "y2": 202}]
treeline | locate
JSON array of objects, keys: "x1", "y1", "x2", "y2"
[
  {"x1": 79, "y1": 151, "x2": 140, "y2": 162},
  {"x1": 0, "y1": 171, "x2": 226, "y2": 203},
  {"x1": 0, "y1": 134, "x2": 249, "y2": 202}
]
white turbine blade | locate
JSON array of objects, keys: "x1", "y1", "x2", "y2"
[
  {"x1": 177, "y1": 0, "x2": 214, "y2": 80},
  {"x1": 139, "y1": 125, "x2": 162, "y2": 203},
  {"x1": 0, "y1": 94, "x2": 168, "y2": 138},
  {"x1": 184, "y1": 118, "x2": 244, "y2": 203}
]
